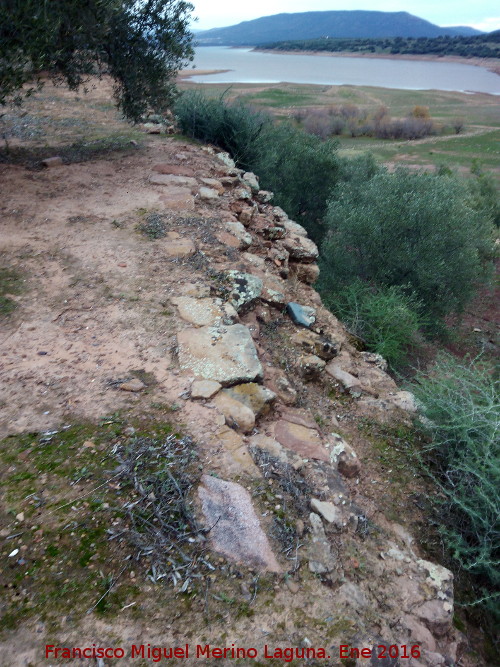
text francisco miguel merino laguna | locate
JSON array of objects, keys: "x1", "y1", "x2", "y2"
[{"x1": 45, "y1": 643, "x2": 422, "y2": 662}]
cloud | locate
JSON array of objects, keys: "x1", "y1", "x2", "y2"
[{"x1": 470, "y1": 17, "x2": 500, "y2": 32}]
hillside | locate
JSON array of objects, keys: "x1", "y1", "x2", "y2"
[
  {"x1": 195, "y1": 10, "x2": 482, "y2": 46},
  {"x1": 0, "y1": 78, "x2": 474, "y2": 665}
]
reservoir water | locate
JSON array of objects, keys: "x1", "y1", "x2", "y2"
[{"x1": 190, "y1": 47, "x2": 500, "y2": 95}]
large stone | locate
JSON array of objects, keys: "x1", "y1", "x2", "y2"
[
  {"x1": 198, "y1": 475, "x2": 281, "y2": 572},
  {"x1": 213, "y1": 393, "x2": 255, "y2": 433},
  {"x1": 283, "y1": 235, "x2": 318, "y2": 262},
  {"x1": 152, "y1": 164, "x2": 196, "y2": 177},
  {"x1": 298, "y1": 354, "x2": 326, "y2": 380},
  {"x1": 149, "y1": 173, "x2": 197, "y2": 189},
  {"x1": 177, "y1": 325, "x2": 263, "y2": 386},
  {"x1": 414, "y1": 600, "x2": 453, "y2": 637},
  {"x1": 325, "y1": 363, "x2": 363, "y2": 395},
  {"x1": 215, "y1": 428, "x2": 261, "y2": 477},
  {"x1": 223, "y1": 383, "x2": 276, "y2": 417},
  {"x1": 307, "y1": 512, "x2": 336, "y2": 573},
  {"x1": 198, "y1": 186, "x2": 219, "y2": 201},
  {"x1": 242, "y1": 172, "x2": 260, "y2": 192},
  {"x1": 226, "y1": 271, "x2": 263, "y2": 312},
  {"x1": 216, "y1": 152, "x2": 236, "y2": 170},
  {"x1": 171, "y1": 297, "x2": 237, "y2": 327},
  {"x1": 225, "y1": 222, "x2": 252, "y2": 250},
  {"x1": 283, "y1": 220, "x2": 308, "y2": 237},
  {"x1": 200, "y1": 177, "x2": 224, "y2": 194},
  {"x1": 310, "y1": 499, "x2": 343, "y2": 529},
  {"x1": 273, "y1": 420, "x2": 329, "y2": 462}
]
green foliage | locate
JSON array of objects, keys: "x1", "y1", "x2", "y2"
[
  {"x1": 0, "y1": 0, "x2": 194, "y2": 121},
  {"x1": 411, "y1": 354, "x2": 500, "y2": 624},
  {"x1": 322, "y1": 168, "x2": 495, "y2": 325},
  {"x1": 263, "y1": 31, "x2": 500, "y2": 59},
  {"x1": 252, "y1": 122, "x2": 340, "y2": 242},
  {"x1": 174, "y1": 89, "x2": 270, "y2": 169},
  {"x1": 319, "y1": 280, "x2": 423, "y2": 368}
]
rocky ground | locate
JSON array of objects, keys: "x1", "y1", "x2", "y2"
[{"x1": 0, "y1": 85, "x2": 483, "y2": 666}]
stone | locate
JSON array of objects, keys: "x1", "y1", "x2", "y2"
[
  {"x1": 241, "y1": 253, "x2": 265, "y2": 269},
  {"x1": 261, "y1": 279, "x2": 287, "y2": 306},
  {"x1": 307, "y1": 513, "x2": 336, "y2": 573},
  {"x1": 226, "y1": 271, "x2": 263, "y2": 312},
  {"x1": 41, "y1": 156, "x2": 63, "y2": 168},
  {"x1": 361, "y1": 351, "x2": 388, "y2": 372},
  {"x1": 289, "y1": 262, "x2": 320, "y2": 285},
  {"x1": 286, "y1": 302, "x2": 316, "y2": 328},
  {"x1": 159, "y1": 189, "x2": 195, "y2": 211},
  {"x1": 329, "y1": 433, "x2": 361, "y2": 478},
  {"x1": 299, "y1": 354, "x2": 326, "y2": 380},
  {"x1": 216, "y1": 232, "x2": 241, "y2": 249},
  {"x1": 171, "y1": 297, "x2": 237, "y2": 327},
  {"x1": 310, "y1": 499, "x2": 343, "y2": 528},
  {"x1": 291, "y1": 329, "x2": 340, "y2": 360},
  {"x1": 283, "y1": 220, "x2": 308, "y2": 237},
  {"x1": 191, "y1": 380, "x2": 222, "y2": 399},
  {"x1": 273, "y1": 420, "x2": 329, "y2": 462},
  {"x1": 119, "y1": 378, "x2": 145, "y2": 392},
  {"x1": 248, "y1": 435, "x2": 288, "y2": 462},
  {"x1": 401, "y1": 615, "x2": 437, "y2": 653},
  {"x1": 234, "y1": 186, "x2": 252, "y2": 200},
  {"x1": 152, "y1": 164, "x2": 196, "y2": 177},
  {"x1": 215, "y1": 427, "x2": 261, "y2": 476},
  {"x1": 242, "y1": 172, "x2": 260, "y2": 192},
  {"x1": 198, "y1": 186, "x2": 219, "y2": 201},
  {"x1": 414, "y1": 600, "x2": 453, "y2": 637},
  {"x1": 273, "y1": 374, "x2": 297, "y2": 405},
  {"x1": 198, "y1": 475, "x2": 281, "y2": 572},
  {"x1": 213, "y1": 392, "x2": 256, "y2": 433},
  {"x1": 390, "y1": 390, "x2": 418, "y2": 413},
  {"x1": 177, "y1": 324, "x2": 263, "y2": 386},
  {"x1": 286, "y1": 579, "x2": 300, "y2": 594},
  {"x1": 325, "y1": 363, "x2": 363, "y2": 395},
  {"x1": 216, "y1": 152, "x2": 236, "y2": 170},
  {"x1": 225, "y1": 222, "x2": 252, "y2": 250},
  {"x1": 238, "y1": 207, "x2": 255, "y2": 226},
  {"x1": 164, "y1": 239, "x2": 197, "y2": 258},
  {"x1": 223, "y1": 383, "x2": 276, "y2": 417},
  {"x1": 261, "y1": 226, "x2": 286, "y2": 241},
  {"x1": 149, "y1": 173, "x2": 197, "y2": 189},
  {"x1": 256, "y1": 190, "x2": 273, "y2": 203},
  {"x1": 283, "y1": 235, "x2": 318, "y2": 262},
  {"x1": 200, "y1": 177, "x2": 224, "y2": 194}
]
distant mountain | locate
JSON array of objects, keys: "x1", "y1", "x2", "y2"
[{"x1": 195, "y1": 11, "x2": 482, "y2": 46}]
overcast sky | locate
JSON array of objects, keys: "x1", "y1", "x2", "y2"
[{"x1": 191, "y1": 1, "x2": 500, "y2": 32}]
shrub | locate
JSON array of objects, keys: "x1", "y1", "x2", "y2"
[
  {"x1": 174, "y1": 90, "x2": 270, "y2": 170},
  {"x1": 411, "y1": 354, "x2": 500, "y2": 624},
  {"x1": 319, "y1": 279, "x2": 423, "y2": 368},
  {"x1": 321, "y1": 168, "x2": 495, "y2": 325}
]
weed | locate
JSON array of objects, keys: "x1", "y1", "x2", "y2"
[{"x1": 137, "y1": 213, "x2": 168, "y2": 239}]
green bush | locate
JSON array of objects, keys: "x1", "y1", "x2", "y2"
[
  {"x1": 411, "y1": 354, "x2": 500, "y2": 624},
  {"x1": 174, "y1": 90, "x2": 270, "y2": 170},
  {"x1": 319, "y1": 279, "x2": 423, "y2": 368},
  {"x1": 322, "y1": 168, "x2": 495, "y2": 325}
]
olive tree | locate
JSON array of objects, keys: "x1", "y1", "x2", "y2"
[
  {"x1": 321, "y1": 168, "x2": 495, "y2": 323},
  {"x1": 0, "y1": 0, "x2": 194, "y2": 121}
]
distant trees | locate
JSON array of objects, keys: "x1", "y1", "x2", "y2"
[
  {"x1": 262, "y1": 31, "x2": 500, "y2": 59},
  {"x1": 0, "y1": 0, "x2": 194, "y2": 121}
]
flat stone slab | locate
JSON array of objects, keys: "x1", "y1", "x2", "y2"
[
  {"x1": 149, "y1": 173, "x2": 197, "y2": 189},
  {"x1": 190, "y1": 380, "x2": 221, "y2": 399},
  {"x1": 163, "y1": 239, "x2": 197, "y2": 258},
  {"x1": 226, "y1": 271, "x2": 263, "y2": 312},
  {"x1": 159, "y1": 188, "x2": 195, "y2": 211},
  {"x1": 152, "y1": 163, "x2": 196, "y2": 177},
  {"x1": 283, "y1": 235, "x2": 319, "y2": 262},
  {"x1": 273, "y1": 420, "x2": 329, "y2": 462},
  {"x1": 198, "y1": 475, "x2": 281, "y2": 572},
  {"x1": 171, "y1": 297, "x2": 237, "y2": 327},
  {"x1": 177, "y1": 324, "x2": 263, "y2": 386}
]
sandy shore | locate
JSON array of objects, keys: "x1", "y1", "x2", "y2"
[{"x1": 254, "y1": 49, "x2": 500, "y2": 76}]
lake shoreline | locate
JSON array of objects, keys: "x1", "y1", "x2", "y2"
[{"x1": 253, "y1": 48, "x2": 500, "y2": 77}]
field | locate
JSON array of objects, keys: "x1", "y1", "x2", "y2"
[{"x1": 179, "y1": 77, "x2": 500, "y2": 181}]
